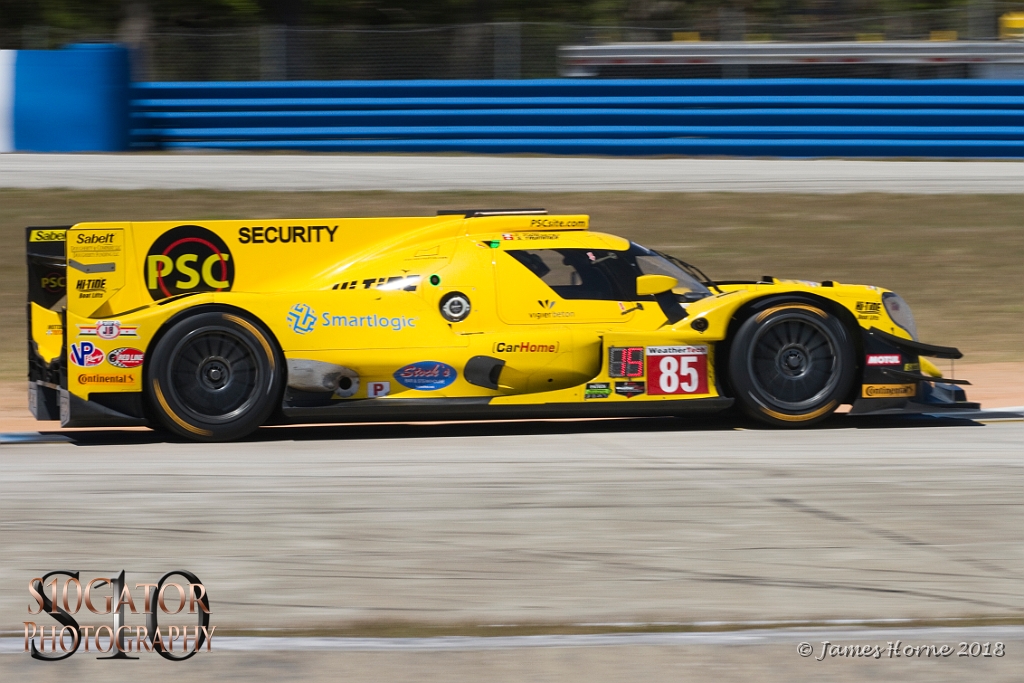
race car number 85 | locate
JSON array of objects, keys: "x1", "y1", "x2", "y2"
[{"x1": 647, "y1": 346, "x2": 709, "y2": 395}]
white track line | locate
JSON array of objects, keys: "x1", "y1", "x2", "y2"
[{"x1": 3, "y1": 155, "x2": 1024, "y2": 193}]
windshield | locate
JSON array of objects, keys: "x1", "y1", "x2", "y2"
[{"x1": 505, "y1": 243, "x2": 711, "y2": 302}]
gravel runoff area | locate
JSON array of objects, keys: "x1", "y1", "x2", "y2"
[{"x1": 2, "y1": 154, "x2": 1024, "y2": 193}]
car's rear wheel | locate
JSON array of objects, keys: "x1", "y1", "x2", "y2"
[
  {"x1": 147, "y1": 311, "x2": 282, "y2": 441},
  {"x1": 728, "y1": 300, "x2": 855, "y2": 426}
]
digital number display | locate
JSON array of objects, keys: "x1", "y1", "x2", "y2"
[{"x1": 609, "y1": 347, "x2": 645, "y2": 378}]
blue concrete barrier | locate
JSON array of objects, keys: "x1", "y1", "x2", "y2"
[
  {"x1": 0, "y1": 44, "x2": 131, "y2": 152},
  {"x1": 131, "y1": 78, "x2": 1024, "y2": 157}
]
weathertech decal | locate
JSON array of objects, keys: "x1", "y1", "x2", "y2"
[
  {"x1": 866, "y1": 354, "x2": 902, "y2": 366},
  {"x1": 145, "y1": 225, "x2": 234, "y2": 301},
  {"x1": 862, "y1": 384, "x2": 917, "y2": 398}
]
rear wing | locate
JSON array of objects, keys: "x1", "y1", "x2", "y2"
[{"x1": 26, "y1": 227, "x2": 69, "y2": 418}]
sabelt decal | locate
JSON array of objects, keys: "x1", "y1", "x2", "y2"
[
  {"x1": 647, "y1": 345, "x2": 709, "y2": 395},
  {"x1": 393, "y1": 362, "x2": 457, "y2": 391},
  {"x1": 866, "y1": 354, "x2": 902, "y2": 366},
  {"x1": 69, "y1": 342, "x2": 104, "y2": 368},
  {"x1": 862, "y1": 383, "x2": 917, "y2": 398},
  {"x1": 77, "y1": 320, "x2": 138, "y2": 340},
  {"x1": 29, "y1": 229, "x2": 66, "y2": 243},
  {"x1": 145, "y1": 225, "x2": 234, "y2": 301},
  {"x1": 107, "y1": 347, "x2": 145, "y2": 369}
]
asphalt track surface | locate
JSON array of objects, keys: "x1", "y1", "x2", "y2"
[
  {"x1": 2, "y1": 415, "x2": 1022, "y2": 680},
  {"x1": 2, "y1": 154, "x2": 1024, "y2": 193}
]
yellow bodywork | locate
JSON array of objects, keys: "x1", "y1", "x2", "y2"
[{"x1": 51, "y1": 213, "x2": 916, "y2": 409}]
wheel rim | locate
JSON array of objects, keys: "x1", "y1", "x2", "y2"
[
  {"x1": 746, "y1": 312, "x2": 842, "y2": 411},
  {"x1": 167, "y1": 326, "x2": 264, "y2": 423}
]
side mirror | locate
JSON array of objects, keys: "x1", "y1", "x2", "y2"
[{"x1": 636, "y1": 274, "x2": 678, "y2": 296}]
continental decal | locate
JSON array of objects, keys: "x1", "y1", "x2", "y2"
[
  {"x1": 862, "y1": 383, "x2": 917, "y2": 398},
  {"x1": 77, "y1": 373, "x2": 136, "y2": 385},
  {"x1": 29, "y1": 229, "x2": 66, "y2": 243},
  {"x1": 238, "y1": 225, "x2": 338, "y2": 244},
  {"x1": 145, "y1": 225, "x2": 234, "y2": 301}
]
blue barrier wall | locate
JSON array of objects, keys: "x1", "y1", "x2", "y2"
[
  {"x1": 1, "y1": 45, "x2": 132, "y2": 152},
  {"x1": 132, "y1": 78, "x2": 1024, "y2": 157}
]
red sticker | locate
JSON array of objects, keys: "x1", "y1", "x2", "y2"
[{"x1": 647, "y1": 346, "x2": 709, "y2": 395}]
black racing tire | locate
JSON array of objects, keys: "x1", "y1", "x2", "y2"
[
  {"x1": 147, "y1": 311, "x2": 283, "y2": 442},
  {"x1": 728, "y1": 300, "x2": 855, "y2": 427}
]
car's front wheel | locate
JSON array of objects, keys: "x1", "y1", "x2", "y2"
[
  {"x1": 147, "y1": 311, "x2": 282, "y2": 441},
  {"x1": 728, "y1": 300, "x2": 855, "y2": 426}
]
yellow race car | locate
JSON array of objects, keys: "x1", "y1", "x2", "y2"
[{"x1": 26, "y1": 209, "x2": 974, "y2": 441}]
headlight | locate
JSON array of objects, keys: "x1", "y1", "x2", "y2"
[{"x1": 882, "y1": 292, "x2": 918, "y2": 340}]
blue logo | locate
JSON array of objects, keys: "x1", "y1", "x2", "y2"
[
  {"x1": 393, "y1": 361, "x2": 457, "y2": 391},
  {"x1": 287, "y1": 303, "x2": 317, "y2": 335}
]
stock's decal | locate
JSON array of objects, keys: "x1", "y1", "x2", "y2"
[
  {"x1": 393, "y1": 362, "x2": 457, "y2": 391},
  {"x1": 614, "y1": 381, "x2": 646, "y2": 398},
  {"x1": 145, "y1": 226, "x2": 234, "y2": 301},
  {"x1": 647, "y1": 345, "x2": 709, "y2": 395},
  {"x1": 866, "y1": 354, "x2": 902, "y2": 366},
  {"x1": 584, "y1": 382, "x2": 611, "y2": 399},
  {"x1": 862, "y1": 384, "x2": 916, "y2": 398},
  {"x1": 107, "y1": 347, "x2": 145, "y2": 369},
  {"x1": 69, "y1": 342, "x2": 105, "y2": 368}
]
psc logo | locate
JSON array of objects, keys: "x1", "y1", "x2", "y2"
[{"x1": 145, "y1": 226, "x2": 234, "y2": 301}]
